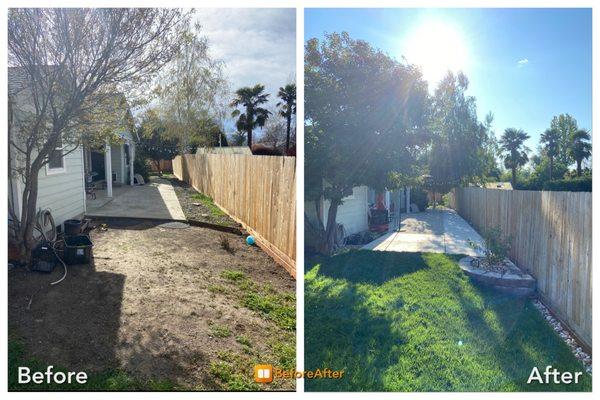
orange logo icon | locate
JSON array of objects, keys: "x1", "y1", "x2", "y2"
[{"x1": 254, "y1": 364, "x2": 273, "y2": 383}]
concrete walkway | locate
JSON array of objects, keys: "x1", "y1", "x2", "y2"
[
  {"x1": 86, "y1": 177, "x2": 185, "y2": 220},
  {"x1": 362, "y1": 208, "x2": 485, "y2": 256}
]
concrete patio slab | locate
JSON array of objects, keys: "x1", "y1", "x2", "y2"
[
  {"x1": 362, "y1": 208, "x2": 485, "y2": 256},
  {"x1": 86, "y1": 177, "x2": 185, "y2": 220}
]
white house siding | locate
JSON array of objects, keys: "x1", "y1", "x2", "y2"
[
  {"x1": 36, "y1": 146, "x2": 85, "y2": 227},
  {"x1": 110, "y1": 144, "x2": 124, "y2": 184},
  {"x1": 109, "y1": 130, "x2": 134, "y2": 185},
  {"x1": 123, "y1": 144, "x2": 132, "y2": 184},
  {"x1": 323, "y1": 186, "x2": 369, "y2": 236}
]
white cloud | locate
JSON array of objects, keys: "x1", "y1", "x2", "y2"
[
  {"x1": 517, "y1": 58, "x2": 529, "y2": 67},
  {"x1": 193, "y1": 8, "x2": 296, "y2": 135}
]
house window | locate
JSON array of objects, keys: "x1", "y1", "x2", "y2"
[{"x1": 46, "y1": 136, "x2": 65, "y2": 174}]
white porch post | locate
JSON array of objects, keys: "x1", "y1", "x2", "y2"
[
  {"x1": 105, "y1": 142, "x2": 113, "y2": 198},
  {"x1": 406, "y1": 186, "x2": 411, "y2": 213},
  {"x1": 129, "y1": 142, "x2": 135, "y2": 186}
]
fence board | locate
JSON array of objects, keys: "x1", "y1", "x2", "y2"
[
  {"x1": 173, "y1": 154, "x2": 296, "y2": 278},
  {"x1": 147, "y1": 159, "x2": 173, "y2": 173},
  {"x1": 452, "y1": 187, "x2": 592, "y2": 349}
]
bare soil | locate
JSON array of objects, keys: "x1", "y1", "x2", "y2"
[
  {"x1": 167, "y1": 176, "x2": 238, "y2": 228},
  {"x1": 8, "y1": 219, "x2": 295, "y2": 390}
]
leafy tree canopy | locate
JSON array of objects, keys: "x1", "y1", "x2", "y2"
[
  {"x1": 305, "y1": 32, "x2": 430, "y2": 203},
  {"x1": 427, "y1": 71, "x2": 490, "y2": 192},
  {"x1": 550, "y1": 113, "x2": 578, "y2": 165}
]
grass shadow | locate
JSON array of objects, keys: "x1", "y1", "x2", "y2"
[
  {"x1": 316, "y1": 250, "x2": 429, "y2": 284},
  {"x1": 304, "y1": 251, "x2": 591, "y2": 392}
]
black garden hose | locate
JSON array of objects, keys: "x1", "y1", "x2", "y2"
[{"x1": 34, "y1": 209, "x2": 67, "y2": 286}]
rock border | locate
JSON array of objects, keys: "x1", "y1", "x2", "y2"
[
  {"x1": 532, "y1": 300, "x2": 592, "y2": 375},
  {"x1": 458, "y1": 256, "x2": 536, "y2": 297}
]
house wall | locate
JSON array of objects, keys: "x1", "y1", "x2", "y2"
[
  {"x1": 323, "y1": 186, "x2": 369, "y2": 236},
  {"x1": 123, "y1": 144, "x2": 132, "y2": 184},
  {"x1": 8, "y1": 121, "x2": 85, "y2": 229},
  {"x1": 36, "y1": 145, "x2": 85, "y2": 227},
  {"x1": 110, "y1": 130, "x2": 134, "y2": 185},
  {"x1": 110, "y1": 144, "x2": 123, "y2": 184}
]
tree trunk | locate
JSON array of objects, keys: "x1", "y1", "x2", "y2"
[
  {"x1": 285, "y1": 113, "x2": 291, "y2": 152},
  {"x1": 323, "y1": 201, "x2": 340, "y2": 255},
  {"x1": 17, "y1": 168, "x2": 41, "y2": 265},
  {"x1": 315, "y1": 199, "x2": 324, "y2": 232},
  {"x1": 511, "y1": 167, "x2": 516, "y2": 188},
  {"x1": 247, "y1": 127, "x2": 253, "y2": 148},
  {"x1": 549, "y1": 157, "x2": 554, "y2": 180},
  {"x1": 246, "y1": 108, "x2": 253, "y2": 148},
  {"x1": 153, "y1": 159, "x2": 163, "y2": 176},
  {"x1": 577, "y1": 160, "x2": 582, "y2": 176}
]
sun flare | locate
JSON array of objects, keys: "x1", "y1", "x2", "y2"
[{"x1": 403, "y1": 19, "x2": 470, "y2": 86}]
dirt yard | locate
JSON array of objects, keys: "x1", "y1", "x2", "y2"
[
  {"x1": 8, "y1": 219, "x2": 295, "y2": 391},
  {"x1": 167, "y1": 176, "x2": 239, "y2": 227}
]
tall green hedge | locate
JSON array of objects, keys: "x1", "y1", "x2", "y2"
[{"x1": 542, "y1": 176, "x2": 592, "y2": 192}]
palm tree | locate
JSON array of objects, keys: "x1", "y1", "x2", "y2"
[
  {"x1": 540, "y1": 128, "x2": 560, "y2": 180},
  {"x1": 276, "y1": 83, "x2": 296, "y2": 152},
  {"x1": 569, "y1": 129, "x2": 592, "y2": 176},
  {"x1": 499, "y1": 128, "x2": 530, "y2": 187},
  {"x1": 230, "y1": 84, "x2": 270, "y2": 148}
]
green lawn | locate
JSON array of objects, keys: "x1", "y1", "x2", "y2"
[{"x1": 305, "y1": 250, "x2": 591, "y2": 392}]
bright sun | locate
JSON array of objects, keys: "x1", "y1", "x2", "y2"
[{"x1": 403, "y1": 19, "x2": 470, "y2": 86}]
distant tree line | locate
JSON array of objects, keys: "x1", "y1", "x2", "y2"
[{"x1": 498, "y1": 113, "x2": 591, "y2": 191}]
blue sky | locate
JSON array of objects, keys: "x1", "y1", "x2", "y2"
[{"x1": 305, "y1": 8, "x2": 592, "y2": 151}]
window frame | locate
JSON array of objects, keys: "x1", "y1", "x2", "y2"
[{"x1": 45, "y1": 135, "x2": 67, "y2": 175}]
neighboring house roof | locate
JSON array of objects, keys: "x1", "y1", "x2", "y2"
[
  {"x1": 196, "y1": 146, "x2": 252, "y2": 155},
  {"x1": 8, "y1": 67, "x2": 133, "y2": 137},
  {"x1": 485, "y1": 182, "x2": 513, "y2": 190}
]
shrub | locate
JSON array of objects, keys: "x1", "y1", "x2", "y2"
[
  {"x1": 469, "y1": 226, "x2": 512, "y2": 267},
  {"x1": 441, "y1": 193, "x2": 452, "y2": 207},
  {"x1": 133, "y1": 156, "x2": 150, "y2": 183},
  {"x1": 411, "y1": 187, "x2": 428, "y2": 211},
  {"x1": 514, "y1": 178, "x2": 541, "y2": 191},
  {"x1": 543, "y1": 176, "x2": 592, "y2": 192}
]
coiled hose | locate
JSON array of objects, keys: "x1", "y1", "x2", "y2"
[{"x1": 34, "y1": 209, "x2": 67, "y2": 286}]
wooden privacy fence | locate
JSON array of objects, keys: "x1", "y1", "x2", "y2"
[
  {"x1": 148, "y1": 159, "x2": 173, "y2": 173},
  {"x1": 173, "y1": 153, "x2": 296, "y2": 277},
  {"x1": 451, "y1": 187, "x2": 592, "y2": 349}
]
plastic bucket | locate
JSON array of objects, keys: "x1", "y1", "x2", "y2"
[
  {"x1": 64, "y1": 219, "x2": 82, "y2": 236},
  {"x1": 63, "y1": 235, "x2": 93, "y2": 265}
]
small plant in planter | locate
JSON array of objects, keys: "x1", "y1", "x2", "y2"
[{"x1": 468, "y1": 226, "x2": 513, "y2": 273}]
